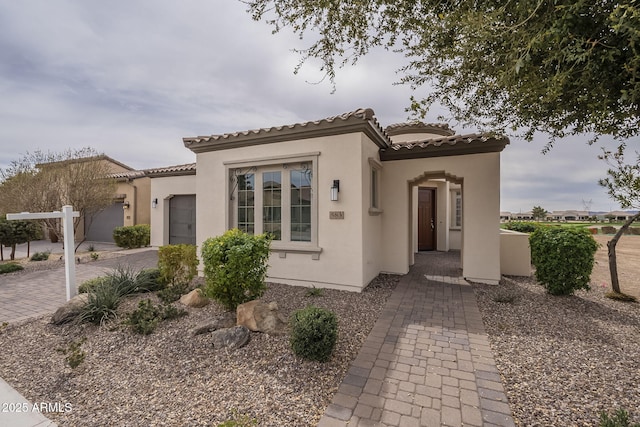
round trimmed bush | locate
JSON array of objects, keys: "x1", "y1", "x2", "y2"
[
  {"x1": 529, "y1": 227, "x2": 599, "y2": 295},
  {"x1": 290, "y1": 306, "x2": 338, "y2": 362}
]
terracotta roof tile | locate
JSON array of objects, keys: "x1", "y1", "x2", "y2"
[
  {"x1": 385, "y1": 121, "x2": 455, "y2": 137},
  {"x1": 380, "y1": 133, "x2": 509, "y2": 160},
  {"x1": 144, "y1": 163, "x2": 196, "y2": 177}
]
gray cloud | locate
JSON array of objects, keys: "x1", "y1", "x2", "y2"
[{"x1": 0, "y1": 1, "x2": 634, "y2": 211}]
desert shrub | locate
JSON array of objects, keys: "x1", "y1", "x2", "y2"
[
  {"x1": 126, "y1": 299, "x2": 186, "y2": 335},
  {"x1": 136, "y1": 268, "x2": 165, "y2": 292},
  {"x1": 290, "y1": 306, "x2": 338, "y2": 362},
  {"x1": 112, "y1": 224, "x2": 150, "y2": 249},
  {"x1": 503, "y1": 221, "x2": 541, "y2": 233},
  {"x1": 30, "y1": 251, "x2": 50, "y2": 261},
  {"x1": 601, "y1": 226, "x2": 617, "y2": 234},
  {"x1": 630, "y1": 227, "x2": 640, "y2": 236},
  {"x1": 157, "y1": 282, "x2": 189, "y2": 304},
  {"x1": 158, "y1": 244, "x2": 198, "y2": 286},
  {"x1": 599, "y1": 409, "x2": 640, "y2": 427},
  {"x1": 90, "y1": 252, "x2": 99, "y2": 261},
  {"x1": 529, "y1": 227, "x2": 599, "y2": 295},
  {"x1": 217, "y1": 411, "x2": 258, "y2": 427},
  {"x1": 306, "y1": 286, "x2": 324, "y2": 297},
  {"x1": 56, "y1": 338, "x2": 87, "y2": 369},
  {"x1": 78, "y1": 282, "x2": 121, "y2": 325},
  {"x1": 0, "y1": 263, "x2": 23, "y2": 274},
  {"x1": 78, "y1": 277, "x2": 108, "y2": 294},
  {"x1": 201, "y1": 229, "x2": 271, "y2": 310}
]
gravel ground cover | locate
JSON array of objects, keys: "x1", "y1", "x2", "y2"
[
  {"x1": 474, "y1": 276, "x2": 640, "y2": 426},
  {"x1": 0, "y1": 275, "x2": 398, "y2": 426}
]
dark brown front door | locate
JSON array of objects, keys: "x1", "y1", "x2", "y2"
[{"x1": 418, "y1": 187, "x2": 436, "y2": 251}]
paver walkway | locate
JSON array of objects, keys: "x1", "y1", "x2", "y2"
[
  {"x1": 0, "y1": 249, "x2": 158, "y2": 323},
  {"x1": 318, "y1": 252, "x2": 515, "y2": 427}
]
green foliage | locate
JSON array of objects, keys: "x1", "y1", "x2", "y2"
[
  {"x1": 136, "y1": 268, "x2": 166, "y2": 292},
  {"x1": 503, "y1": 222, "x2": 541, "y2": 233},
  {"x1": 158, "y1": 244, "x2": 198, "y2": 286},
  {"x1": 30, "y1": 251, "x2": 50, "y2": 261},
  {"x1": 90, "y1": 252, "x2": 99, "y2": 261},
  {"x1": 600, "y1": 147, "x2": 640, "y2": 211},
  {"x1": 599, "y1": 409, "x2": 640, "y2": 427},
  {"x1": 112, "y1": 224, "x2": 150, "y2": 249},
  {"x1": 201, "y1": 229, "x2": 271, "y2": 310},
  {"x1": 157, "y1": 282, "x2": 188, "y2": 304},
  {"x1": 531, "y1": 206, "x2": 548, "y2": 221},
  {"x1": 530, "y1": 227, "x2": 599, "y2": 295},
  {"x1": 0, "y1": 218, "x2": 39, "y2": 260},
  {"x1": 56, "y1": 338, "x2": 87, "y2": 369},
  {"x1": 0, "y1": 263, "x2": 23, "y2": 274},
  {"x1": 290, "y1": 306, "x2": 338, "y2": 362},
  {"x1": 78, "y1": 277, "x2": 108, "y2": 294},
  {"x1": 126, "y1": 299, "x2": 186, "y2": 335},
  {"x1": 246, "y1": 0, "x2": 640, "y2": 144},
  {"x1": 306, "y1": 286, "x2": 324, "y2": 297},
  {"x1": 78, "y1": 281, "x2": 121, "y2": 325},
  {"x1": 217, "y1": 410, "x2": 258, "y2": 427}
]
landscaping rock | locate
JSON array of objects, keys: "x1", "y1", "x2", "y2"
[
  {"x1": 190, "y1": 312, "x2": 237, "y2": 336},
  {"x1": 211, "y1": 326, "x2": 250, "y2": 350},
  {"x1": 50, "y1": 293, "x2": 89, "y2": 325},
  {"x1": 179, "y1": 289, "x2": 209, "y2": 308},
  {"x1": 236, "y1": 300, "x2": 287, "y2": 335}
]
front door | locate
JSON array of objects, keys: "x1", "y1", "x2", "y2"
[{"x1": 418, "y1": 187, "x2": 436, "y2": 251}]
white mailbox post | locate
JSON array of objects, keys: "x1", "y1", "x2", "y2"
[{"x1": 7, "y1": 205, "x2": 80, "y2": 301}]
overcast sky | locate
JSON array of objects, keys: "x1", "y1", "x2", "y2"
[{"x1": 0, "y1": 1, "x2": 636, "y2": 213}]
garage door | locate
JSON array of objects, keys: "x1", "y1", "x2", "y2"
[
  {"x1": 85, "y1": 202, "x2": 124, "y2": 242},
  {"x1": 169, "y1": 195, "x2": 196, "y2": 245}
]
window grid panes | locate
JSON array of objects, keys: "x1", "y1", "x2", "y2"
[
  {"x1": 455, "y1": 192, "x2": 462, "y2": 227},
  {"x1": 262, "y1": 171, "x2": 282, "y2": 240},
  {"x1": 371, "y1": 168, "x2": 379, "y2": 209},
  {"x1": 290, "y1": 168, "x2": 312, "y2": 242},
  {"x1": 237, "y1": 173, "x2": 255, "y2": 234}
]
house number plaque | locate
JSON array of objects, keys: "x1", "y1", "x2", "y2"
[{"x1": 329, "y1": 211, "x2": 345, "y2": 219}]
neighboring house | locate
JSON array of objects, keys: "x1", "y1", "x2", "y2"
[
  {"x1": 153, "y1": 108, "x2": 510, "y2": 292},
  {"x1": 146, "y1": 163, "x2": 197, "y2": 246},
  {"x1": 605, "y1": 210, "x2": 639, "y2": 221}
]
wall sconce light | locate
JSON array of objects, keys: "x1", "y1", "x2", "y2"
[
  {"x1": 152, "y1": 198, "x2": 158, "y2": 209},
  {"x1": 123, "y1": 201, "x2": 130, "y2": 209},
  {"x1": 330, "y1": 180, "x2": 340, "y2": 201}
]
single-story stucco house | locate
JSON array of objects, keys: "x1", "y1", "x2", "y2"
[{"x1": 149, "y1": 108, "x2": 518, "y2": 292}]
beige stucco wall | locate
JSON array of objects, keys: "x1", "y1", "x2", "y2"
[
  {"x1": 149, "y1": 174, "x2": 196, "y2": 247},
  {"x1": 380, "y1": 152, "x2": 502, "y2": 284},
  {"x1": 500, "y1": 229, "x2": 532, "y2": 276},
  {"x1": 117, "y1": 177, "x2": 151, "y2": 227},
  {"x1": 361, "y1": 135, "x2": 384, "y2": 287},
  {"x1": 195, "y1": 133, "x2": 374, "y2": 291}
]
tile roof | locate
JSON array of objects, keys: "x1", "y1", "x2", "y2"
[
  {"x1": 385, "y1": 121, "x2": 455, "y2": 137},
  {"x1": 108, "y1": 170, "x2": 146, "y2": 180},
  {"x1": 380, "y1": 133, "x2": 509, "y2": 161},
  {"x1": 183, "y1": 108, "x2": 391, "y2": 153},
  {"x1": 144, "y1": 163, "x2": 197, "y2": 177}
]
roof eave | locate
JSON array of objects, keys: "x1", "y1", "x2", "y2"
[{"x1": 379, "y1": 137, "x2": 509, "y2": 161}]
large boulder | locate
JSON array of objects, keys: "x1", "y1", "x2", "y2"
[
  {"x1": 51, "y1": 293, "x2": 89, "y2": 325},
  {"x1": 236, "y1": 300, "x2": 287, "y2": 335},
  {"x1": 191, "y1": 312, "x2": 237, "y2": 336},
  {"x1": 179, "y1": 289, "x2": 209, "y2": 308},
  {"x1": 211, "y1": 326, "x2": 250, "y2": 350}
]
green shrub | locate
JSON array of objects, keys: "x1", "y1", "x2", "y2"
[
  {"x1": 126, "y1": 299, "x2": 186, "y2": 335},
  {"x1": 201, "y1": 229, "x2": 271, "y2": 310},
  {"x1": 529, "y1": 227, "x2": 599, "y2": 295},
  {"x1": 157, "y1": 282, "x2": 188, "y2": 304},
  {"x1": 30, "y1": 251, "x2": 50, "y2": 261},
  {"x1": 158, "y1": 244, "x2": 198, "y2": 286},
  {"x1": 56, "y1": 338, "x2": 87, "y2": 369},
  {"x1": 290, "y1": 306, "x2": 338, "y2": 362},
  {"x1": 90, "y1": 252, "x2": 99, "y2": 261},
  {"x1": 0, "y1": 263, "x2": 23, "y2": 274},
  {"x1": 503, "y1": 221, "x2": 541, "y2": 233},
  {"x1": 112, "y1": 224, "x2": 150, "y2": 249},
  {"x1": 599, "y1": 409, "x2": 640, "y2": 427},
  {"x1": 136, "y1": 268, "x2": 165, "y2": 292},
  {"x1": 217, "y1": 411, "x2": 258, "y2": 427},
  {"x1": 78, "y1": 277, "x2": 108, "y2": 294},
  {"x1": 78, "y1": 281, "x2": 121, "y2": 325},
  {"x1": 601, "y1": 226, "x2": 617, "y2": 234}
]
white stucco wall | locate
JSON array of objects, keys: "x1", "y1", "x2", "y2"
[
  {"x1": 195, "y1": 133, "x2": 372, "y2": 291},
  {"x1": 149, "y1": 174, "x2": 196, "y2": 247},
  {"x1": 380, "y1": 152, "x2": 502, "y2": 284}
]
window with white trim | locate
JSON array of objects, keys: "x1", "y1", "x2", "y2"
[
  {"x1": 452, "y1": 190, "x2": 462, "y2": 228},
  {"x1": 229, "y1": 157, "x2": 317, "y2": 247},
  {"x1": 368, "y1": 157, "x2": 383, "y2": 215}
]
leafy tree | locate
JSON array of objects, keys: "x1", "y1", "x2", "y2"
[
  {"x1": 599, "y1": 146, "x2": 640, "y2": 296},
  {"x1": 0, "y1": 148, "x2": 117, "y2": 249},
  {"x1": 0, "y1": 217, "x2": 39, "y2": 261},
  {"x1": 531, "y1": 206, "x2": 548, "y2": 221},
  {"x1": 245, "y1": 0, "x2": 639, "y2": 145}
]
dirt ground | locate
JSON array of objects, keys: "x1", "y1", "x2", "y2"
[{"x1": 591, "y1": 234, "x2": 640, "y2": 299}]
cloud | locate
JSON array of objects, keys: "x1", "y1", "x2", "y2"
[{"x1": 0, "y1": 1, "x2": 634, "y2": 211}]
